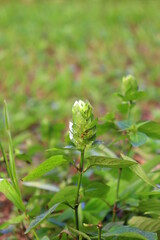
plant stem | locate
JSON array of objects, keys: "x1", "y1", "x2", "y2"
[
  {"x1": 74, "y1": 149, "x2": 84, "y2": 236},
  {"x1": 116, "y1": 168, "x2": 122, "y2": 202},
  {"x1": 97, "y1": 222, "x2": 103, "y2": 240},
  {"x1": 112, "y1": 100, "x2": 133, "y2": 221},
  {"x1": 98, "y1": 228, "x2": 101, "y2": 240},
  {"x1": 32, "y1": 230, "x2": 39, "y2": 240},
  {"x1": 112, "y1": 168, "x2": 122, "y2": 222},
  {"x1": 127, "y1": 100, "x2": 133, "y2": 120}
]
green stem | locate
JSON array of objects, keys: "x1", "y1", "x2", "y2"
[
  {"x1": 127, "y1": 100, "x2": 133, "y2": 120},
  {"x1": 74, "y1": 149, "x2": 84, "y2": 236},
  {"x1": 116, "y1": 168, "x2": 122, "y2": 202},
  {"x1": 97, "y1": 222, "x2": 103, "y2": 240},
  {"x1": 112, "y1": 168, "x2": 122, "y2": 222},
  {"x1": 32, "y1": 230, "x2": 39, "y2": 240},
  {"x1": 98, "y1": 228, "x2": 101, "y2": 240},
  {"x1": 112, "y1": 100, "x2": 133, "y2": 221}
]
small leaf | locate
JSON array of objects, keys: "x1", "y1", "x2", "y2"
[
  {"x1": 0, "y1": 180, "x2": 25, "y2": 211},
  {"x1": 0, "y1": 214, "x2": 25, "y2": 230},
  {"x1": 117, "y1": 120, "x2": 133, "y2": 130},
  {"x1": 23, "y1": 155, "x2": 67, "y2": 181},
  {"x1": 86, "y1": 156, "x2": 137, "y2": 169},
  {"x1": 129, "y1": 132, "x2": 147, "y2": 147},
  {"x1": 25, "y1": 203, "x2": 60, "y2": 233},
  {"x1": 121, "y1": 154, "x2": 156, "y2": 187},
  {"x1": 68, "y1": 227, "x2": 91, "y2": 240},
  {"x1": 84, "y1": 182, "x2": 110, "y2": 199},
  {"x1": 139, "y1": 121, "x2": 160, "y2": 139},
  {"x1": 16, "y1": 152, "x2": 32, "y2": 163},
  {"x1": 49, "y1": 186, "x2": 77, "y2": 207},
  {"x1": 124, "y1": 91, "x2": 145, "y2": 101},
  {"x1": 129, "y1": 216, "x2": 160, "y2": 232}
]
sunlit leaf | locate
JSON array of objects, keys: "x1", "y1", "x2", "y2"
[
  {"x1": 121, "y1": 154, "x2": 156, "y2": 187},
  {"x1": 129, "y1": 216, "x2": 160, "y2": 232},
  {"x1": 23, "y1": 155, "x2": 68, "y2": 181},
  {"x1": 139, "y1": 121, "x2": 160, "y2": 139},
  {"x1": 87, "y1": 156, "x2": 137, "y2": 169}
]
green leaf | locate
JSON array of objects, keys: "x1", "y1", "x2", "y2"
[
  {"x1": 117, "y1": 102, "x2": 129, "y2": 114},
  {"x1": 139, "y1": 121, "x2": 160, "y2": 139},
  {"x1": 86, "y1": 156, "x2": 137, "y2": 169},
  {"x1": 49, "y1": 186, "x2": 77, "y2": 207},
  {"x1": 97, "y1": 122, "x2": 116, "y2": 136},
  {"x1": 0, "y1": 180, "x2": 25, "y2": 212},
  {"x1": 117, "y1": 120, "x2": 133, "y2": 130},
  {"x1": 0, "y1": 214, "x2": 25, "y2": 230},
  {"x1": 84, "y1": 182, "x2": 110, "y2": 199},
  {"x1": 129, "y1": 216, "x2": 160, "y2": 232},
  {"x1": 129, "y1": 132, "x2": 147, "y2": 147},
  {"x1": 0, "y1": 142, "x2": 12, "y2": 180},
  {"x1": 68, "y1": 227, "x2": 91, "y2": 240},
  {"x1": 121, "y1": 154, "x2": 156, "y2": 187},
  {"x1": 130, "y1": 164, "x2": 155, "y2": 187},
  {"x1": 16, "y1": 152, "x2": 32, "y2": 164},
  {"x1": 25, "y1": 203, "x2": 60, "y2": 233},
  {"x1": 141, "y1": 190, "x2": 160, "y2": 196},
  {"x1": 139, "y1": 199, "x2": 160, "y2": 214},
  {"x1": 4, "y1": 101, "x2": 21, "y2": 196},
  {"x1": 124, "y1": 91, "x2": 145, "y2": 101},
  {"x1": 23, "y1": 155, "x2": 68, "y2": 181},
  {"x1": 4, "y1": 100, "x2": 10, "y2": 130},
  {"x1": 103, "y1": 225, "x2": 157, "y2": 240}
]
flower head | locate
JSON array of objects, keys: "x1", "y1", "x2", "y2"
[
  {"x1": 69, "y1": 100, "x2": 96, "y2": 150},
  {"x1": 121, "y1": 75, "x2": 138, "y2": 101}
]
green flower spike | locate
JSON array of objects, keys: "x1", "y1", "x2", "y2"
[
  {"x1": 121, "y1": 75, "x2": 138, "y2": 101},
  {"x1": 69, "y1": 100, "x2": 97, "y2": 150}
]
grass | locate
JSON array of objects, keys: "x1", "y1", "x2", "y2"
[
  {"x1": 1, "y1": 1, "x2": 160, "y2": 110},
  {"x1": 0, "y1": 0, "x2": 159, "y2": 170}
]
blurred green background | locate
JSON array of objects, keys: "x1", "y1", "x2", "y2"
[{"x1": 0, "y1": 0, "x2": 160, "y2": 149}]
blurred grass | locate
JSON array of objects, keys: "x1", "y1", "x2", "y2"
[{"x1": 0, "y1": 0, "x2": 160, "y2": 147}]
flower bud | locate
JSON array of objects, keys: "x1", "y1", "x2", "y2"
[
  {"x1": 122, "y1": 75, "x2": 138, "y2": 98},
  {"x1": 69, "y1": 100, "x2": 97, "y2": 150}
]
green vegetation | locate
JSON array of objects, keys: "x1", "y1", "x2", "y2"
[{"x1": 0, "y1": 1, "x2": 160, "y2": 239}]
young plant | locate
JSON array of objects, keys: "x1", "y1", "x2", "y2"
[
  {"x1": 0, "y1": 101, "x2": 39, "y2": 239},
  {"x1": 0, "y1": 76, "x2": 160, "y2": 240},
  {"x1": 69, "y1": 100, "x2": 97, "y2": 233}
]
